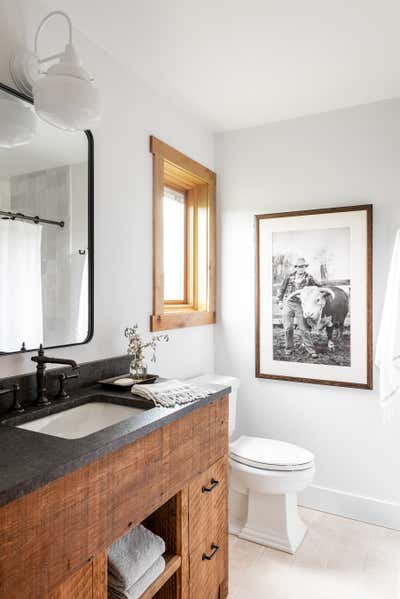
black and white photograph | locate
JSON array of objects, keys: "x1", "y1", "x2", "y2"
[
  {"x1": 272, "y1": 227, "x2": 351, "y2": 366},
  {"x1": 256, "y1": 206, "x2": 372, "y2": 388}
]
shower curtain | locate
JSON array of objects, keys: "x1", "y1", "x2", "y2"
[{"x1": 0, "y1": 219, "x2": 43, "y2": 352}]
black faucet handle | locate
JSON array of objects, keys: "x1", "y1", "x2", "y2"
[
  {"x1": 0, "y1": 384, "x2": 23, "y2": 414},
  {"x1": 11, "y1": 384, "x2": 23, "y2": 414},
  {"x1": 64, "y1": 368, "x2": 80, "y2": 383},
  {"x1": 55, "y1": 370, "x2": 79, "y2": 401}
]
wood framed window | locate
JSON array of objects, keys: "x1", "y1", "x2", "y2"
[{"x1": 150, "y1": 136, "x2": 216, "y2": 331}]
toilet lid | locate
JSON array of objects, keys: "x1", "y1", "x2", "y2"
[{"x1": 230, "y1": 436, "x2": 314, "y2": 471}]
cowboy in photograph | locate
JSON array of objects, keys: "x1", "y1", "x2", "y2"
[{"x1": 277, "y1": 257, "x2": 319, "y2": 358}]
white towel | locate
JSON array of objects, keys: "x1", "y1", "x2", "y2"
[
  {"x1": 108, "y1": 525, "x2": 165, "y2": 591},
  {"x1": 108, "y1": 556, "x2": 165, "y2": 599},
  {"x1": 375, "y1": 230, "x2": 400, "y2": 422},
  {"x1": 131, "y1": 379, "x2": 215, "y2": 407}
]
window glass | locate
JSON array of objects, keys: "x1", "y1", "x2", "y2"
[{"x1": 163, "y1": 187, "x2": 185, "y2": 301}]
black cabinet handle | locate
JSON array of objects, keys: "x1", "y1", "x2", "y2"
[
  {"x1": 202, "y1": 544, "x2": 219, "y2": 561},
  {"x1": 202, "y1": 478, "x2": 219, "y2": 493}
]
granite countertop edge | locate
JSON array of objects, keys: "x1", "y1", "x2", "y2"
[{"x1": 0, "y1": 384, "x2": 230, "y2": 509}]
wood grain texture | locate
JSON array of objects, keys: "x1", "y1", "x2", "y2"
[
  {"x1": 152, "y1": 152, "x2": 165, "y2": 316},
  {"x1": 164, "y1": 161, "x2": 205, "y2": 189},
  {"x1": 208, "y1": 175, "x2": 216, "y2": 315},
  {"x1": 139, "y1": 555, "x2": 181, "y2": 599},
  {"x1": 188, "y1": 457, "x2": 227, "y2": 552},
  {"x1": 144, "y1": 489, "x2": 190, "y2": 599},
  {"x1": 255, "y1": 204, "x2": 373, "y2": 389},
  {"x1": 150, "y1": 135, "x2": 216, "y2": 333},
  {"x1": 150, "y1": 137, "x2": 215, "y2": 184},
  {"x1": 46, "y1": 558, "x2": 96, "y2": 599},
  {"x1": 144, "y1": 495, "x2": 180, "y2": 555},
  {"x1": 150, "y1": 311, "x2": 215, "y2": 331},
  {"x1": 219, "y1": 579, "x2": 229, "y2": 599},
  {"x1": 92, "y1": 551, "x2": 107, "y2": 599},
  {"x1": 0, "y1": 397, "x2": 228, "y2": 599},
  {"x1": 188, "y1": 457, "x2": 228, "y2": 599},
  {"x1": 189, "y1": 536, "x2": 226, "y2": 599},
  {"x1": 177, "y1": 487, "x2": 190, "y2": 599}
]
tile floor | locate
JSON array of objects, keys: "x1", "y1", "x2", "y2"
[{"x1": 229, "y1": 507, "x2": 400, "y2": 599}]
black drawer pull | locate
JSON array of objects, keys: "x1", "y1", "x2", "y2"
[
  {"x1": 202, "y1": 478, "x2": 219, "y2": 493},
  {"x1": 202, "y1": 544, "x2": 219, "y2": 561}
]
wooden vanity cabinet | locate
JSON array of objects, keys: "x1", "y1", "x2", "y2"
[
  {"x1": 188, "y1": 457, "x2": 228, "y2": 599},
  {"x1": 0, "y1": 396, "x2": 229, "y2": 599}
]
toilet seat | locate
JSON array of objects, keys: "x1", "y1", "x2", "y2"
[{"x1": 230, "y1": 436, "x2": 314, "y2": 472}]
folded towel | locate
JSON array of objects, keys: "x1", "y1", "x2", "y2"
[
  {"x1": 108, "y1": 525, "x2": 165, "y2": 591},
  {"x1": 131, "y1": 379, "x2": 215, "y2": 407},
  {"x1": 108, "y1": 556, "x2": 165, "y2": 599}
]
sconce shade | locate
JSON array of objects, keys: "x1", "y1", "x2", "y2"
[
  {"x1": 33, "y1": 72, "x2": 101, "y2": 132},
  {"x1": 10, "y1": 12, "x2": 102, "y2": 132},
  {"x1": 0, "y1": 96, "x2": 36, "y2": 148},
  {"x1": 32, "y1": 44, "x2": 102, "y2": 131}
]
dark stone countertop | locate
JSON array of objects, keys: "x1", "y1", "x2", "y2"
[{"x1": 0, "y1": 383, "x2": 230, "y2": 509}]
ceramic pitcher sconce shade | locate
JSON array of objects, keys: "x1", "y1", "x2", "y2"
[{"x1": 10, "y1": 10, "x2": 102, "y2": 132}]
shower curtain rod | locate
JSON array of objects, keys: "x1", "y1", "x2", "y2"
[{"x1": 0, "y1": 209, "x2": 64, "y2": 228}]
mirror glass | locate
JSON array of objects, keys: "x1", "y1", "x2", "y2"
[{"x1": 0, "y1": 85, "x2": 92, "y2": 354}]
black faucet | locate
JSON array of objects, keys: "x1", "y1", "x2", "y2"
[{"x1": 31, "y1": 345, "x2": 79, "y2": 406}]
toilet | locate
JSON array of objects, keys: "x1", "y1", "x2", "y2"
[{"x1": 187, "y1": 374, "x2": 315, "y2": 554}]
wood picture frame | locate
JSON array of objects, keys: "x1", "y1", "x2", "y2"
[{"x1": 255, "y1": 205, "x2": 373, "y2": 389}]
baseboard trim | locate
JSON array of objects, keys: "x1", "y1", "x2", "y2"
[
  {"x1": 299, "y1": 484, "x2": 400, "y2": 531},
  {"x1": 229, "y1": 522, "x2": 243, "y2": 536}
]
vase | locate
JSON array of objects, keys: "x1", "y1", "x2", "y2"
[{"x1": 129, "y1": 359, "x2": 147, "y2": 380}]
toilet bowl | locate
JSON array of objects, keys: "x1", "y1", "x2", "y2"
[
  {"x1": 230, "y1": 436, "x2": 314, "y2": 553},
  {"x1": 186, "y1": 374, "x2": 315, "y2": 554}
]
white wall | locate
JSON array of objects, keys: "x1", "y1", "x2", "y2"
[
  {"x1": 0, "y1": 0, "x2": 215, "y2": 378},
  {"x1": 216, "y1": 100, "x2": 400, "y2": 529}
]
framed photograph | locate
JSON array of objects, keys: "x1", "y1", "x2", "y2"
[{"x1": 255, "y1": 205, "x2": 372, "y2": 389}]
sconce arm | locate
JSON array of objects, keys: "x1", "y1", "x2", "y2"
[{"x1": 34, "y1": 11, "x2": 73, "y2": 63}]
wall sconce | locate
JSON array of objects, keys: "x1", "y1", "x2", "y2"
[{"x1": 10, "y1": 10, "x2": 102, "y2": 131}]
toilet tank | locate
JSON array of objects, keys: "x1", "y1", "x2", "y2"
[{"x1": 185, "y1": 374, "x2": 240, "y2": 437}]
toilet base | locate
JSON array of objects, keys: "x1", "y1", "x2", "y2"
[
  {"x1": 238, "y1": 491, "x2": 307, "y2": 554},
  {"x1": 229, "y1": 486, "x2": 248, "y2": 535}
]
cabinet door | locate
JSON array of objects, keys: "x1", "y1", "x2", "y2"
[
  {"x1": 46, "y1": 563, "x2": 93, "y2": 599},
  {"x1": 188, "y1": 456, "x2": 228, "y2": 598},
  {"x1": 189, "y1": 536, "x2": 226, "y2": 599},
  {"x1": 46, "y1": 552, "x2": 107, "y2": 599},
  {"x1": 189, "y1": 456, "x2": 227, "y2": 551}
]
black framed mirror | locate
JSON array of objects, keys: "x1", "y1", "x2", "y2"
[{"x1": 0, "y1": 81, "x2": 93, "y2": 355}]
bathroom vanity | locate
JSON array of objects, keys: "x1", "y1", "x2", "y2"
[
  {"x1": 0, "y1": 371, "x2": 229, "y2": 599},
  {"x1": 0, "y1": 82, "x2": 228, "y2": 598}
]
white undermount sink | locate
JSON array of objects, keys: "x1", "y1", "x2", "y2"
[{"x1": 17, "y1": 402, "x2": 146, "y2": 439}]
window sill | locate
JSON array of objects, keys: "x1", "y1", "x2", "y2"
[
  {"x1": 164, "y1": 303, "x2": 194, "y2": 311},
  {"x1": 150, "y1": 310, "x2": 216, "y2": 332}
]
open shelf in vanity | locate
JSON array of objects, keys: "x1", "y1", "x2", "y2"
[
  {"x1": 138, "y1": 492, "x2": 185, "y2": 598},
  {"x1": 138, "y1": 554, "x2": 181, "y2": 599}
]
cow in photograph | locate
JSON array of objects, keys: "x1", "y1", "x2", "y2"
[{"x1": 286, "y1": 286, "x2": 349, "y2": 351}]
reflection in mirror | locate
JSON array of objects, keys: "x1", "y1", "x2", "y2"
[{"x1": 0, "y1": 85, "x2": 92, "y2": 354}]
